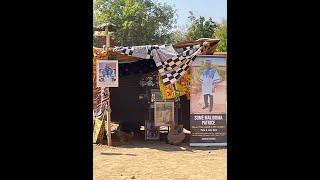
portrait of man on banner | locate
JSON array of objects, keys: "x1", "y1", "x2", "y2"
[
  {"x1": 200, "y1": 60, "x2": 221, "y2": 112},
  {"x1": 190, "y1": 56, "x2": 226, "y2": 114},
  {"x1": 190, "y1": 55, "x2": 227, "y2": 147}
]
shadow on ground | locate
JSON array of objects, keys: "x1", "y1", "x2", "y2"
[
  {"x1": 100, "y1": 152, "x2": 137, "y2": 156},
  {"x1": 96, "y1": 133, "x2": 227, "y2": 153}
]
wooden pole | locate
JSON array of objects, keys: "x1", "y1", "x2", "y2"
[
  {"x1": 105, "y1": 26, "x2": 112, "y2": 146},
  {"x1": 106, "y1": 89, "x2": 112, "y2": 146}
]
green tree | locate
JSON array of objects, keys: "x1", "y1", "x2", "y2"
[
  {"x1": 185, "y1": 11, "x2": 218, "y2": 40},
  {"x1": 168, "y1": 25, "x2": 188, "y2": 44},
  {"x1": 213, "y1": 24, "x2": 227, "y2": 52},
  {"x1": 94, "y1": 0, "x2": 176, "y2": 46}
]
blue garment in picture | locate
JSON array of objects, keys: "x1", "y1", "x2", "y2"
[
  {"x1": 102, "y1": 70, "x2": 108, "y2": 77},
  {"x1": 203, "y1": 68, "x2": 215, "y2": 79},
  {"x1": 200, "y1": 67, "x2": 220, "y2": 95},
  {"x1": 107, "y1": 69, "x2": 113, "y2": 78}
]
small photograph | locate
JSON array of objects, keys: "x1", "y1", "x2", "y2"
[
  {"x1": 96, "y1": 60, "x2": 118, "y2": 87},
  {"x1": 154, "y1": 101, "x2": 174, "y2": 126},
  {"x1": 145, "y1": 121, "x2": 160, "y2": 140}
]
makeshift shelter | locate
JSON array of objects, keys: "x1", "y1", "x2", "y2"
[{"x1": 93, "y1": 36, "x2": 224, "y2": 145}]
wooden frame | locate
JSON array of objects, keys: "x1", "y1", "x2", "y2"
[
  {"x1": 145, "y1": 120, "x2": 160, "y2": 140},
  {"x1": 96, "y1": 60, "x2": 119, "y2": 87},
  {"x1": 154, "y1": 101, "x2": 175, "y2": 126}
]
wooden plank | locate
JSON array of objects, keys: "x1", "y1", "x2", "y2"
[
  {"x1": 104, "y1": 27, "x2": 112, "y2": 146},
  {"x1": 93, "y1": 118, "x2": 104, "y2": 143},
  {"x1": 106, "y1": 102, "x2": 112, "y2": 146}
]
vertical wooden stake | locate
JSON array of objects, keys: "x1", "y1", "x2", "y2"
[
  {"x1": 106, "y1": 89, "x2": 112, "y2": 146},
  {"x1": 105, "y1": 26, "x2": 112, "y2": 146}
]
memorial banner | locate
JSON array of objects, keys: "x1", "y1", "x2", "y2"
[{"x1": 190, "y1": 55, "x2": 227, "y2": 146}]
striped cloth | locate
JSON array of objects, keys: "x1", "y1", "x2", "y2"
[
  {"x1": 93, "y1": 47, "x2": 110, "y2": 118},
  {"x1": 93, "y1": 87, "x2": 109, "y2": 118}
]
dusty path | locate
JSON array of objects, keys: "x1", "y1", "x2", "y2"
[{"x1": 94, "y1": 140, "x2": 227, "y2": 180}]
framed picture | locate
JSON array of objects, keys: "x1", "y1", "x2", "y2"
[
  {"x1": 154, "y1": 101, "x2": 174, "y2": 126},
  {"x1": 145, "y1": 120, "x2": 160, "y2": 140},
  {"x1": 96, "y1": 60, "x2": 119, "y2": 87}
]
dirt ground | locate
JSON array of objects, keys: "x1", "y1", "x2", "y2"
[{"x1": 93, "y1": 139, "x2": 227, "y2": 180}]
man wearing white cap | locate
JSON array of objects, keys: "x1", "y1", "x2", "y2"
[{"x1": 199, "y1": 60, "x2": 221, "y2": 112}]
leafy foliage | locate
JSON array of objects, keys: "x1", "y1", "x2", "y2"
[{"x1": 94, "y1": 0, "x2": 177, "y2": 46}]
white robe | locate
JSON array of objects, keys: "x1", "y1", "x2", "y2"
[
  {"x1": 161, "y1": 110, "x2": 169, "y2": 122},
  {"x1": 200, "y1": 69, "x2": 221, "y2": 95}
]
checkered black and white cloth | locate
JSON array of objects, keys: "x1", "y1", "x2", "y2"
[{"x1": 114, "y1": 44, "x2": 204, "y2": 86}]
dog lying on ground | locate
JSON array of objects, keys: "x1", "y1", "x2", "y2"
[
  {"x1": 117, "y1": 130, "x2": 134, "y2": 143},
  {"x1": 167, "y1": 121, "x2": 186, "y2": 146},
  {"x1": 116, "y1": 122, "x2": 140, "y2": 143}
]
